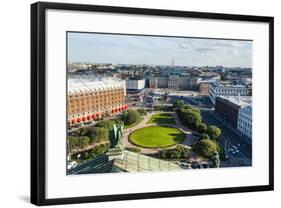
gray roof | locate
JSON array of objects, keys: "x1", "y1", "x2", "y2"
[{"x1": 68, "y1": 77, "x2": 125, "y2": 94}]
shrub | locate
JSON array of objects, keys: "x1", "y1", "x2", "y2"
[
  {"x1": 159, "y1": 145, "x2": 189, "y2": 159},
  {"x1": 125, "y1": 147, "x2": 141, "y2": 153}
]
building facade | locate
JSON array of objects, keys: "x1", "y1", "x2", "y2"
[
  {"x1": 199, "y1": 82, "x2": 211, "y2": 95},
  {"x1": 125, "y1": 78, "x2": 145, "y2": 92},
  {"x1": 149, "y1": 75, "x2": 198, "y2": 90},
  {"x1": 215, "y1": 96, "x2": 242, "y2": 128},
  {"x1": 68, "y1": 77, "x2": 127, "y2": 125},
  {"x1": 237, "y1": 105, "x2": 252, "y2": 139},
  {"x1": 209, "y1": 83, "x2": 250, "y2": 105}
]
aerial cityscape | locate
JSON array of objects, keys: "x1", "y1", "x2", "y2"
[{"x1": 66, "y1": 32, "x2": 252, "y2": 175}]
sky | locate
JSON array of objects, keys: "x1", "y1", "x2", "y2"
[{"x1": 67, "y1": 32, "x2": 252, "y2": 67}]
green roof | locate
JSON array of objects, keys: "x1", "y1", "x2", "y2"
[
  {"x1": 113, "y1": 150, "x2": 182, "y2": 172},
  {"x1": 68, "y1": 150, "x2": 183, "y2": 175}
]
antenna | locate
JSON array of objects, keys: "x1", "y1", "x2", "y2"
[{"x1": 171, "y1": 58, "x2": 175, "y2": 66}]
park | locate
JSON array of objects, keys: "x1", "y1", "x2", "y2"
[
  {"x1": 129, "y1": 125, "x2": 185, "y2": 148},
  {"x1": 68, "y1": 103, "x2": 223, "y2": 170}
]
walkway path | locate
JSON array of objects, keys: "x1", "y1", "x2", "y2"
[
  {"x1": 172, "y1": 113, "x2": 194, "y2": 147},
  {"x1": 121, "y1": 111, "x2": 194, "y2": 154}
]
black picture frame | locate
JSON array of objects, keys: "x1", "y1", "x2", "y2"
[{"x1": 31, "y1": 1, "x2": 274, "y2": 206}]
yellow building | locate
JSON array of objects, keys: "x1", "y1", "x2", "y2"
[
  {"x1": 68, "y1": 77, "x2": 127, "y2": 125},
  {"x1": 199, "y1": 82, "x2": 210, "y2": 95}
]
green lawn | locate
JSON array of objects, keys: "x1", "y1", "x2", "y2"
[
  {"x1": 129, "y1": 126, "x2": 185, "y2": 148},
  {"x1": 147, "y1": 112, "x2": 176, "y2": 125}
]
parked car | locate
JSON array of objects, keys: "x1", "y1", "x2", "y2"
[
  {"x1": 202, "y1": 163, "x2": 209, "y2": 168},
  {"x1": 191, "y1": 161, "x2": 198, "y2": 169}
]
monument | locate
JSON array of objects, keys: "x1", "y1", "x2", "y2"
[{"x1": 107, "y1": 122, "x2": 124, "y2": 158}]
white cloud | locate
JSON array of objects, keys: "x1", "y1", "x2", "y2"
[{"x1": 68, "y1": 33, "x2": 252, "y2": 67}]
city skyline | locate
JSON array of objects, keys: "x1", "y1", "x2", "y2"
[{"x1": 68, "y1": 32, "x2": 252, "y2": 68}]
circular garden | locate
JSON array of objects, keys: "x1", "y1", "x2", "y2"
[{"x1": 129, "y1": 126, "x2": 185, "y2": 148}]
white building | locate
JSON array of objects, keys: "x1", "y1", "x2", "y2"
[
  {"x1": 209, "y1": 83, "x2": 250, "y2": 105},
  {"x1": 237, "y1": 105, "x2": 252, "y2": 139},
  {"x1": 149, "y1": 75, "x2": 198, "y2": 90},
  {"x1": 125, "y1": 78, "x2": 145, "y2": 92}
]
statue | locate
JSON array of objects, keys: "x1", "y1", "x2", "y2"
[
  {"x1": 111, "y1": 122, "x2": 124, "y2": 148},
  {"x1": 210, "y1": 151, "x2": 220, "y2": 168}
]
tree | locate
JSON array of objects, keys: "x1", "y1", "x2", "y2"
[
  {"x1": 137, "y1": 108, "x2": 147, "y2": 116},
  {"x1": 96, "y1": 120, "x2": 115, "y2": 130},
  {"x1": 120, "y1": 110, "x2": 141, "y2": 125},
  {"x1": 89, "y1": 143, "x2": 109, "y2": 158},
  {"x1": 193, "y1": 139, "x2": 218, "y2": 158},
  {"x1": 113, "y1": 119, "x2": 124, "y2": 125},
  {"x1": 210, "y1": 152, "x2": 220, "y2": 168},
  {"x1": 159, "y1": 145, "x2": 189, "y2": 159},
  {"x1": 184, "y1": 104, "x2": 201, "y2": 114},
  {"x1": 173, "y1": 100, "x2": 185, "y2": 109},
  {"x1": 180, "y1": 109, "x2": 202, "y2": 130},
  {"x1": 77, "y1": 136, "x2": 90, "y2": 149},
  {"x1": 72, "y1": 127, "x2": 89, "y2": 137},
  {"x1": 198, "y1": 123, "x2": 207, "y2": 133},
  {"x1": 206, "y1": 125, "x2": 221, "y2": 140},
  {"x1": 68, "y1": 136, "x2": 78, "y2": 149},
  {"x1": 89, "y1": 127, "x2": 109, "y2": 143},
  {"x1": 199, "y1": 133, "x2": 210, "y2": 140}
]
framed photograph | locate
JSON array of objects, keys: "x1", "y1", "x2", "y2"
[{"x1": 31, "y1": 2, "x2": 274, "y2": 206}]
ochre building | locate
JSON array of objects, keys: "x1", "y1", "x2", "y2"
[{"x1": 68, "y1": 77, "x2": 127, "y2": 125}]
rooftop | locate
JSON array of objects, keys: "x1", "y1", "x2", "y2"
[
  {"x1": 113, "y1": 151, "x2": 182, "y2": 172},
  {"x1": 240, "y1": 105, "x2": 252, "y2": 115},
  {"x1": 67, "y1": 151, "x2": 183, "y2": 175},
  {"x1": 211, "y1": 82, "x2": 248, "y2": 88},
  {"x1": 68, "y1": 77, "x2": 125, "y2": 94},
  {"x1": 218, "y1": 95, "x2": 252, "y2": 107}
]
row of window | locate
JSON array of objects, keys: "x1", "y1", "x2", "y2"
[
  {"x1": 69, "y1": 108, "x2": 108, "y2": 117},
  {"x1": 238, "y1": 120, "x2": 251, "y2": 128},
  {"x1": 215, "y1": 89, "x2": 248, "y2": 94},
  {"x1": 69, "y1": 89, "x2": 124, "y2": 98},
  {"x1": 69, "y1": 104, "x2": 124, "y2": 114},
  {"x1": 69, "y1": 97, "x2": 124, "y2": 104},
  {"x1": 239, "y1": 113, "x2": 252, "y2": 122},
  {"x1": 238, "y1": 125, "x2": 252, "y2": 137}
]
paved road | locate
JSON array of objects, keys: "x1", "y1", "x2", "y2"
[{"x1": 201, "y1": 109, "x2": 252, "y2": 166}]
